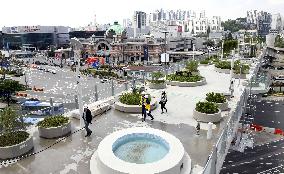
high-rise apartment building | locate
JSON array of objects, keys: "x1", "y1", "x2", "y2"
[
  {"x1": 133, "y1": 11, "x2": 147, "y2": 29},
  {"x1": 247, "y1": 10, "x2": 272, "y2": 37}
]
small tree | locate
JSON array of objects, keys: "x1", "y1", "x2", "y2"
[
  {"x1": 185, "y1": 61, "x2": 198, "y2": 72},
  {"x1": 0, "y1": 107, "x2": 21, "y2": 134},
  {"x1": 0, "y1": 79, "x2": 26, "y2": 105}
]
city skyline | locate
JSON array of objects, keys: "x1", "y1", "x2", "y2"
[{"x1": 0, "y1": 0, "x2": 284, "y2": 29}]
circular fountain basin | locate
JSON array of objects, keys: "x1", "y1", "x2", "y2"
[
  {"x1": 112, "y1": 133, "x2": 169, "y2": 164},
  {"x1": 90, "y1": 127, "x2": 191, "y2": 174}
]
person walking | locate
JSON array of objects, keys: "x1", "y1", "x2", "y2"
[
  {"x1": 229, "y1": 80, "x2": 234, "y2": 98},
  {"x1": 196, "y1": 121, "x2": 200, "y2": 135},
  {"x1": 145, "y1": 95, "x2": 154, "y2": 121},
  {"x1": 82, "y1": 106, "x2": 93, "y2": 137},
  {"x1": 159, "y1": 91, "x2": 168, "y2": 114},
  {"x1": 140, "y1": 94, "x2": 147, "y2": 122}
]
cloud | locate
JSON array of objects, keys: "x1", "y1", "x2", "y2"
[{"x1": 267, "y1": 0, "x2": 284, "y2": 4}]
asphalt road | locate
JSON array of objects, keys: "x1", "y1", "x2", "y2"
[
  {"x1": 221, "y1": 138, "x2": 284, "y2": 174},
  {"x1": 12, "y1": 58, "x2": 125, "y2": 112},
  {"x1": 253, "y1": 99, "x2": 284, "y2": 130}
]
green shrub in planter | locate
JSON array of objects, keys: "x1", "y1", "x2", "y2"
[
  {"x1": 119, "y1": 92, "x2": 151, "y2": 105},
  {"x1": 166, "y1": 74, "x2": 203, "y2": 82},
  {"x1": 0, "y1": 131, "x2": 29, "y2": 147},
  {"x1": 195, "y1": 101, "x2": 219, "y2": 114},
  {"x1": 149, "y1": 71, "x2": 165, "y2": 84},
  {"x1": 233, "y1": 60, "x2": 250, "y2": 74},
  {"x1": 206, "y1": 92, "x2": 226, "y2": 103},
  {"x1": 37, "y1": 115, "x2": 69, "y2": 128},
  {"x1": 215, "y1": 61, "x2": 231, "y2": 69},
  {"x1": 200, "y1": 59, "x2": 210, "y2": 65}
]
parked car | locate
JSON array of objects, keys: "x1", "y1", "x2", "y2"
[{"x1": 50, "y1": 70, "x2": 56, "y2": 74}]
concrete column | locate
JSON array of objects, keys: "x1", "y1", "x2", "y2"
[
  {"x1": 95, "y1": 85, "x2": 98, "y2": 101},
  {"x1": 207, "y1": 122, "x2": 213, "y2": 140},
  {"x1": 132, "y1": 74, "x2": 135, "y2": 89},
  {"x1": 230, "y1": 52, "x2": 235, "y2": 81},
  {"x1": 111, "y1": 79, "x2": 114, "y2": 96},
  {"x1": 74, "y1": 95, "x2": 79, "y2": 109},
  {"x1": 125, "y1": 82, "x2": 128, "y2": 91},
  {"x1": 49, "y1": 98, "x2": 54, "y2": 115}
]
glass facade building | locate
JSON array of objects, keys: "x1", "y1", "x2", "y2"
[{"x1": 3, "y1": 33, "x2": 54, "y2": 50}]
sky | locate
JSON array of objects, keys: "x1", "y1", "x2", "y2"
[{"x1": 0, "y1": 0, "x2": 284, "y2": 28}]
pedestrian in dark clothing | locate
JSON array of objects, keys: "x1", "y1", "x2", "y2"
[
  {"x1": 229, "y1": 80, "x2": 234, "y2": 98},
  {"x1": 159, "y1": 91, "x2": 168, "y2": 114},
  {"x1": 82, "y1": 107, "x2": 93, "y2": 137},
  {"x1": 196, "y1": 121, "x2": 200, "y2": 135}
]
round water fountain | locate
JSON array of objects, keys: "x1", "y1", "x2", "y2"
[{"x1": 90, "y1": 127, "x2": 191, "y2": 174}]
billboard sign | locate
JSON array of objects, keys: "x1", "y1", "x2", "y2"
[
  {"x1": 161, "y1": 53, "x2": 169, "y2": 63},
  {"x1": 143, "y1": 45, "x2": 148, "y2": 61}
]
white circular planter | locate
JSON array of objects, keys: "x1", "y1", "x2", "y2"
[
  {"x1": 166, "y1": 78, "x2": 206, "y2": 87},
  {"x1": 90, "y1": 127, "x2": 191, "y2": 174},
  {"x1": 215, "y1": 67, "x2": 230, "y2": 74},
  {"x1": 199, "y1": 63, "x2": 210, "y2": 66},
  {"x1": 115, "y1": 100, "x2": 158, "y2": 113},
  {"x1": 232, "y1": 73, "x2": 247, "y2": 79},
  {"x1": 215, "y1": 101, "x2": 229, "y2": 111},
  {"x1": 38, "y1": 121, "x2": 71, "y2": 139},
  {"x1": 193, "y1": 109, "x2": 222, "y2": 123},
  {"x1": 0, "y1": 133, "x2": 34, "y2": 159},
  {"x1": 148, "y1": 82, "x2": 166, "y2": 89}
]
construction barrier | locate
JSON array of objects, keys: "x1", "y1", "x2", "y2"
[
  {"x1": 250, "y1": 124, "x2": 263, "y2": 131},
  {"x1": 274, "y1": 128, "x2": 283, "y2": 135}
]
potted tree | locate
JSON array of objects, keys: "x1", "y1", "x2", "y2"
[
  {"x1": 214, "y1": 61, "x2": 231, "y2": 74},
  {"x1": 37, "y1": 115, "x2": 71, "y2": 139},
  {"x1": 185, "y1": 61, "x2": 199, "y2": 75},
  {"x1": 0, "y1": 107, "x2": 34, "y2": 159},
  {"x1": 233, "y1": 60, "x2": 250, "y2": 79},
  {"x1": 193, "y1": 101, "x2": 222, "y2": 123},
  {"x1": 114, "y1": 89, "x2": 157, "y2": 113},
  {"x1": 148, "y1": 71, "x2": 166, "y2": 89},
  {"x1": 205, "y1": 92, "x2": 228, "y2": 111}
]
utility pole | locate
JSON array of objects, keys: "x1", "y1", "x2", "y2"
[
  {"x1": 70, "y1": 38, "x2": 84, "y2": 127},
  {"x1": 162, "y1": 31, "x2": 169, "y2": 54}
]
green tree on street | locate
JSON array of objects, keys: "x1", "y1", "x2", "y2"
[{"x1": 0, "y1": 79, "x2": 25, "y2": 105}]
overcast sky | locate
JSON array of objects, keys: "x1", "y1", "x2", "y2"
[{"x1": 0, "y1": 0, "x2": 283, "y2": 28}]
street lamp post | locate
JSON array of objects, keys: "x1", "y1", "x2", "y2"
[
  {"x1": 221, "y1": 40, "x2": 224, "y2": 60},
  {"x1": 192, "y1": 44, "x2": 195, "y2": 61},
  {"x1": 70, "y1": 38, "x2": 84, "y2": 127}
]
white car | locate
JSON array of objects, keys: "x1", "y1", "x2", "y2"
[{"x1": 275, "y1": 75, "x2": 284, "y2": 81}]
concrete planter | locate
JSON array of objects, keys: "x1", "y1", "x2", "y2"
[
  {"x1": 233, "y1": 73, "x2": 247, "y2": 79},
  {"x1": 90, "y1": 103, "x2": 111, "y2": 116},
  {"x1": 38, "y1": 121, "x2": 71, "y2": 139},
  {"x1": 215, "y1": 101, "x2": 229, "y2": 111},
  {"x1": 166, "y1": 78, "x2": 206, "y2": 87},
  {"x1": 215, "y1": 67, "x2": 230, "y2": 74},
  {"x1": 193, "y1": 109, "x2": 222, "y2": 123},
  {"x1": 0, "y1": 134, "x2": 34, "y2": 159},
  {"x1": 70, "y1": 103, "x2": 111, "y2": 119},
  {"x1": 148, "y1": 82, "x2": 166, "y2": 89},
  {"x1": 199, "y1": 63, "x2": 210, "y2": 66},
  {"x1": 115, "y1": 100, "x2": 158, "y2": 113}
]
